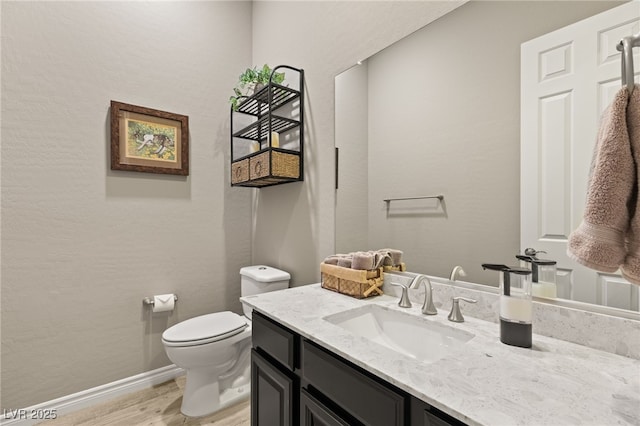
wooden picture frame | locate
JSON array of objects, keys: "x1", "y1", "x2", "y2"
[{"x1": 110, "y1": 101, "x2": 189, "y2": 176}]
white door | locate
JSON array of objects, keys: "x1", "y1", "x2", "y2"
[{"x1": 521, "y1": 1, "x2": 640, "y2": 310}]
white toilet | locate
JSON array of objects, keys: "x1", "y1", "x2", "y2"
[{"x1": 162, "y1": 265, "x2": 290, "y2": 417}]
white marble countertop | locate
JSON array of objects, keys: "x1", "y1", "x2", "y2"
[{"x1": 241, "y1": 284, "x2": 640, "y2": 426}]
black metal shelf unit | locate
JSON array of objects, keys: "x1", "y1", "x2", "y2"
[{"x1": 230, "y1": 65, "x2": 304, "y2": 188}]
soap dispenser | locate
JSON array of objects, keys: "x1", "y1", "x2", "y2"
[
  {"x1": 482, "y1": 264, "x2": 533, "y2": 348},
  {"x1": 517, "y1": 251, "x2": 558, "y2": 299}
]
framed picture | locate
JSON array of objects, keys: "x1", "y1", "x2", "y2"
[{"x1": 110, "y1": 101, "x2": 189, "y2": 176}]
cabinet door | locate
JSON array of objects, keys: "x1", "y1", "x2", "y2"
[
  {"x1": 300, "y1": 389, "x2": 351, "y2": 426},
  {"x1": 251, "y1": 349, "x2": 295, "y2": 426},
  {"x1": 410, "y1": 397, "x2": 467, "y2": 426}
]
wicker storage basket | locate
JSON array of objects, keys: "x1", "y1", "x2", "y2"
[
  {"x1": 320, "y1": 263, "x2": 383, "y2": 299},
  {"x1": 231, "y1": 159, "x2": 249, "y2": 184},
  {"x1": 383, "y1": 263, "x2": 406, "y2": 272},
  {"x1": 250, "y1": 151, "x2": 300, "y2": 180}
]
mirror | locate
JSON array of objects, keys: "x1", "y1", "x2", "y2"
[{"x1": 335, "y1": 1, "x2": 639, "y2": 314}]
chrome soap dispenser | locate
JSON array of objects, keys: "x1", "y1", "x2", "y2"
[{"x1": 482, "y1": 264, "x2": 533, "y2": 348}]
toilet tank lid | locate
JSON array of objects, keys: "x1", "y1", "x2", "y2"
[{"x1": 240, "y1": 265, "x2": 291, "y2": 282}]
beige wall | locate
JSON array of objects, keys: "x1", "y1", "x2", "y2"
[{"x1": 1, "y1": 1, "x2": 252, "y2": 409}]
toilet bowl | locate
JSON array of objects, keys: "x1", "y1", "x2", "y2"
[
  {"x1": 162, "y1": 312, "x2": 252, "y2": 417},
  {"x1": 161, "y1": 265, "x2": 290, "y2": 417}
]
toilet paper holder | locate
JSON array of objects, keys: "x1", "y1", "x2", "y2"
[{"x1": 143, "y1": 294, "x2": 178, "y2": 306}]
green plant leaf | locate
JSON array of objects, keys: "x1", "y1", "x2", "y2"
[
  {"x1": 273, "y1": 71, "x2": 285, "y2": 84},
  {"x1": 230, "y1": 64, "x2": 287, "y2": 109}
]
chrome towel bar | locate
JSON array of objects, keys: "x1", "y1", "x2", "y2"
[
  {"x1": 617, "y1": 33, "x2": 640, "y2": 95},
  {"x1": 383, "y1": 195, "x2": 444, "y2": 204}
]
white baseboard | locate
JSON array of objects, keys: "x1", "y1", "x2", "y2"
[{"x1": 1, "y1": 365, "x2": 184, "y2": 426}]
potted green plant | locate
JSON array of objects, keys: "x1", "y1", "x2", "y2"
[{"x1": 229, "y1": 64, "x2": 285, "y2": 111}]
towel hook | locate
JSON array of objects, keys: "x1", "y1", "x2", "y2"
[{"x1": 617, "y1": 33, "x2": 640, "y2": 95}]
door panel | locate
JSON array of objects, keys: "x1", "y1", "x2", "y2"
[
  {"x1": 251, "y1": 349, "x2": 295, "y2": 426},
  {"x1": 300, "y1": 389, "x2": 351, "y2": 426}
]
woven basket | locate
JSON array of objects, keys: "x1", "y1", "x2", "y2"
[
  {"x1": 231, "y1": 159, "x2": 249, "y2": 184},
  {"x1": 320, "y1": 263, "x2": 383, "y2": 299},
  {"x1": 250, "y1": 151, "x2": 300, "y2": 180},
  {"x1": 271, "y1": 151, "x2": 299, "y2": 178},
  {"x1": 383, "y1": 263, "x2": 406, "y2": 272}
]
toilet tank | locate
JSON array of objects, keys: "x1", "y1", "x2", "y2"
[{"x1": 240, "y1": 265, "x2": 290, "y2": 319}]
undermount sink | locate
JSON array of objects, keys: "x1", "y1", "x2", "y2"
[{"x1": 323, "y1": 304, "x2": 475, "y2": 364}]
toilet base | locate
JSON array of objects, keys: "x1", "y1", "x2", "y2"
[{"x1": 180, "y1": 370, "x2": 250, "y2": 417}]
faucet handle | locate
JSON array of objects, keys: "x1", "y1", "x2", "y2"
[
  {"x1": 390, "y1": 282, "x2": 412, "y2": 308},
  {"x1": 447, "y1": 297, "x2": 477, "y2": 323}
]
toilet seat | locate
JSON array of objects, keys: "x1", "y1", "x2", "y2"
[{"x1": 162, "y1": 311, "x2": 248, "y2": 347}]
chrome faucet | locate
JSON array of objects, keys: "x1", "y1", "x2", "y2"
[
  {"x1": 409, "y1": 274, "x2": 437, "y2": 315},
  {"x1": 449, "y1": 265, "x2": 467, "y2": 281}
]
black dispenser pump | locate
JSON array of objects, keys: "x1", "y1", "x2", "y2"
[
  {"x1": 482, "y1": 264, "x2": 511, "y2": 295},
  {"x1": 516, "y1": 255, "x2": 539, "y2": 282},
  {"x1": 482, "y1": 263, "x2": 533, "y2": 348},
  {"x1": 481, "y1": 264, "x2": 531, "y2": 296}
]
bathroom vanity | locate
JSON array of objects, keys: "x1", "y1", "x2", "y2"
[
  {"x1": 242, "y1": 283, "x2": 640, "y2": 426},
  {"x1": 251, "y1": 310, "x2": 459, "y2": 425}
]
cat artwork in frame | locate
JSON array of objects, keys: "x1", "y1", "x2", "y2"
[{"x1": 110, "y1": 101, "x2": 189, "y2": 176}]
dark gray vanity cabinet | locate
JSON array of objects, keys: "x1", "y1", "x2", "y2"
[
  {"x1": 251, "y1": 311, "x2": 300, "y2": 426},
  {"x1": 251, "y1": 311, "x2": 467, "y2": 426}
]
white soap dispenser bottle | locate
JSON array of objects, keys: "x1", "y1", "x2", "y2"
[{"x1": 482, "y1": 264, "x2": 533, "y2": 348}]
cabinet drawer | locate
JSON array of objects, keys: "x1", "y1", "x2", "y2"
[
  {"x1": 302, "y1": 339, "x2": 405, "y2": 426},
  {"x1": 252, "y1": 311, "x2": 298, "y2": 371}
]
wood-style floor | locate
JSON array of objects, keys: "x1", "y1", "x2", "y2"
[{"x1": 40, "y1": 376, "x2": 250, "y2": 426}]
